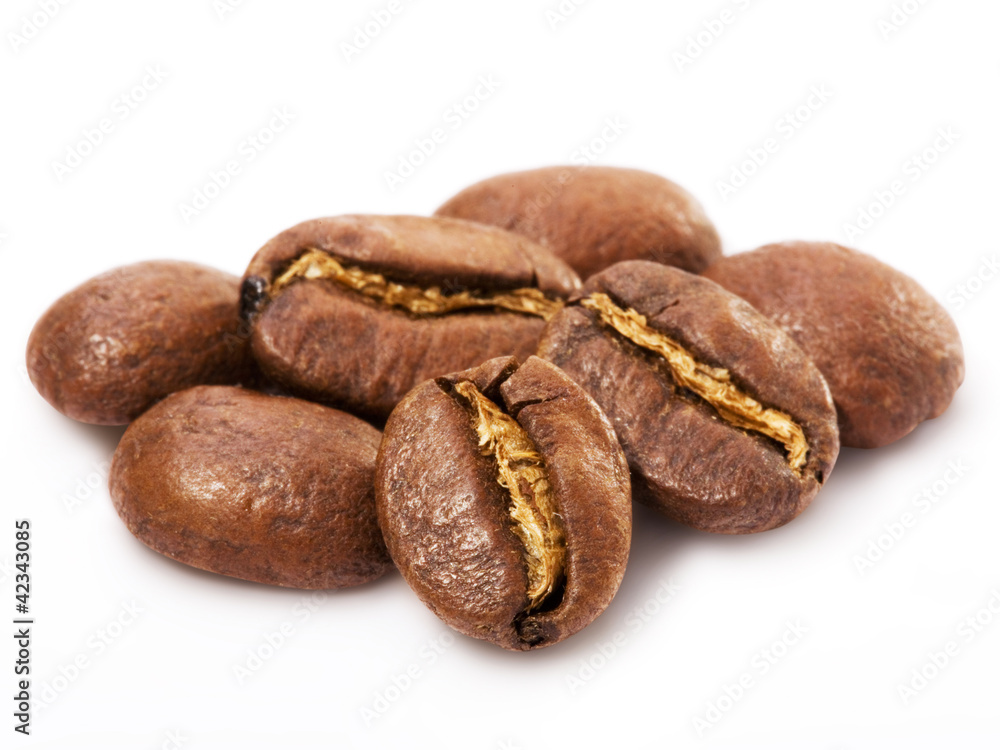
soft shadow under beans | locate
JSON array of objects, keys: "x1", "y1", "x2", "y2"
[{"x1": 66, "y1": 420, "x2": 128, "y2": 457}]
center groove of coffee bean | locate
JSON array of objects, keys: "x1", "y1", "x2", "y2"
[
  {"x1": 269, "y1": 248, "x2": 563, "y2": 320},
  {"x1": 580, "y1": 293, "x2": 809, "y2": 473},
  {"x1": 452, "y1": 380, "x2": 566, "y2": 612}
]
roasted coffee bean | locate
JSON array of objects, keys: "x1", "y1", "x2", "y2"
[
  {"x1": 703, "y1": 242, "x2": 965, "y2": 449},
  {"x1": 375, "y1": 355, "x2": 631, "y2": 651},
  {"x1": 110, "y1": 386, "x2": 391, "y2": 589},
  {"x1": 435, "y1": 166, "x2": 722, "y2": 279},
  {"x1": 241, "y1": 215, "x2": 580, "y2": 419},
  {"x1": 27, "y1": 261, "x2": 254, "y2": 425},
  {"x1": 537, "y1": 261, "x2": 840, "y2": 534}
]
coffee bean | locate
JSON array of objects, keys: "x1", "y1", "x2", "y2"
[
  {"x1": 703, "y1": 242, "x2": 965, "y2": 448},
  {"x1": 241, "y1": 215, "x2": 580, "y2": 419},
  {"x1": 538, "y1": 261, "x2": 840, "y2": 534},
  {"x1": 26, "y1": 261, "x2": 255, "y2": 425},
  {"x1": 109, "y1": 386, "x2": 391, "y2": 589},
  {"x1": 435, "y1": 166, "x2": 722, "y2": 279},
  {"x1": 375, "y1": 355, "x2": 631, "y2": 650}
]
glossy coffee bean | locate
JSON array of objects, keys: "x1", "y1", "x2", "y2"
[
  {"x1": 110, "y1": 386, "x2": 391, "y2": 589},
  {"x1": 376, "y1": 355, "x2": 631, "y2": 651},
  {"x1": 435, "y1": 166, "x2": 722, "y2": 279},
  {"x1": 27, "y1": 261, "x2": 254, "y2": 425},
  {"x1": 703, "y1": 242, "x2": 965, "y2": 448},
  {"x1": 538, "y1": 261, "x2": 841, "y2": 534},
  {"x1": 241, "y1": 215, "x2": 581, "y2": 419}
]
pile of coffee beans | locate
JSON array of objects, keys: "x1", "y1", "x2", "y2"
[{"x1": 26, "y1": 166, "x2": 965, "y2": 651}]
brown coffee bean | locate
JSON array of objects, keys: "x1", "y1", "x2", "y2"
[
  {"x1": 241, "y1": 215, "x2": 580, "y2": 419},
  {"x1": 434, "y1": 166, "x2": 722, "y2": 279},
  {"x1": 26, "y1": 261, "x2": 255, "y2": 425},
  {"x1": 538, "y1": 261, "x2": 840, "y2": 534},
  {"x1": 375, "y1": 355, "x2": 631, "y2": 651},
  {"x1": 702, "y1": 242, "x2": 965, "y2": 448},
  {"x1": 109, "y1": 386, "x2": 391, "y2": 589}
]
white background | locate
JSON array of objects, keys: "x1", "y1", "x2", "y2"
[{"x1": 2, "y1": 1, "x2": 999, "y2": 748}]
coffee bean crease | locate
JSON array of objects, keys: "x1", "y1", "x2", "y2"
[
  {"x1": 580, "y1": 292, "x2": 809, "y2": 472},
  {"x1": 453, "y1": 380, "x2": 565, "y2": 611},
  {"x1": 270, "y1": 249, "x2": 562, "y2": 320}
]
